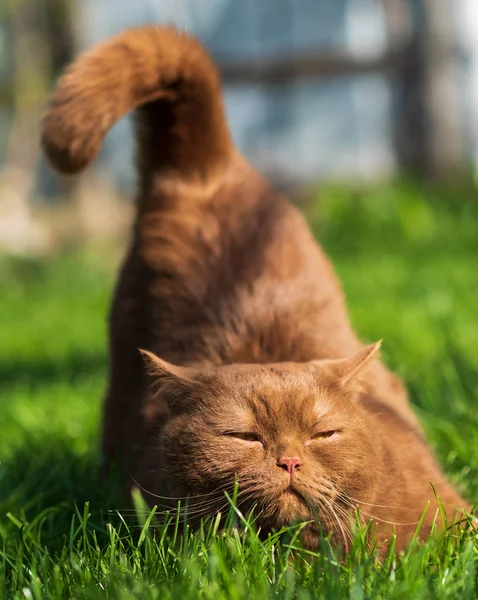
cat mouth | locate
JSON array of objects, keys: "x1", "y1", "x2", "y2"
[
  {"x1": 281, "y1": 486, "x2": 308, "y2": 507},
  {"x1": 275, "y1": 487, "x2": 312, "y2": 525}
]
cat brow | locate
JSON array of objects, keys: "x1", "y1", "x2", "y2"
[
  {"x1": 314, "y1": 399, "x2": 331, "y2": 419},
  {"x1": 249, "y1": 394, "x2": 274, "y2": 420}
]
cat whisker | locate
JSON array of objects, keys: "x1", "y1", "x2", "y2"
[
  {"x1": 110, "y1": 492, "x2": 238, "y2": 523},
  {"x1": 168, "y1": 499, "x2": 233, "y2": 528},
  {"x1": 150, "y1": 501, "x2": 234, "y2": 526},
  {"x1": 126, "y1": 471, "x2": 237, "y2": 504},
  {"x1": 332, "y1": 480, "x2": 418, "y2": 512},
  {"x1": 322, "y1": 497, "x2": 352, "y2": 551},
  {"x1": 330, "y1": 502, "x2": 359, "y2": 542},
  {"x1": 337, "y1": 494, "x2": 423, "y2": 527}
]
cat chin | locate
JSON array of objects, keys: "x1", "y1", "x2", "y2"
[
  {"x1": 271, "y1": 490, "x2": 312, "y2": 525},
  {"x1": 279, "y1": 488, "x2": 308, "y2": 509},
  {"x1": 299, "y1": 525, "x2": 320, "y2": 551}
]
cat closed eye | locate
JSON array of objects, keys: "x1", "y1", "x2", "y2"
[
  {"x1": 226, "y1": 432, "x2": 262, "y2": 443},
  {"x1": 311, "y1": 430, "x2": 339, "y2": 440}
]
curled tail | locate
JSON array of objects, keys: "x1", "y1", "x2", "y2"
[{"x1": 41, "y1": 26, "x2": 233, "y2": 182}]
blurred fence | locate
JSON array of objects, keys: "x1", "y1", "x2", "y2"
[{"x1": 0, "y1": 0, "x2": 476, "y2": 254}]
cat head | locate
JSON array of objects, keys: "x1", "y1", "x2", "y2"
[{"x1": 138, "y1": 342, "x2": 382, "y2": 549}]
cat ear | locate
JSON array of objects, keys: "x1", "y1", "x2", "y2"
[
  {"x1": 321, "y1": 341, "x2": 382, "y2": 388},
  {"x1": 140, "y1": 349, "x2": 193, "y2": 384},
  {"x1": 336, "y1": 341, "x2": 382, "y2": 386},
  {"x1": 139, "y1": 349, "x2": 198, "y2": 412}
]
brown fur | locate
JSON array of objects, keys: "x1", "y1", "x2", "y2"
[{"x1": 42, "y1": 25, "x2": 470, "y2": 553}]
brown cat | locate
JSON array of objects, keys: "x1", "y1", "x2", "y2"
[{"x1": 41, "y1": 25, "x2": 470, "y2": 553}]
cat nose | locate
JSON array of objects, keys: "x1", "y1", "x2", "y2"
[{"x1": 277, "y1": 457, "x2": 302, "y2": 476}]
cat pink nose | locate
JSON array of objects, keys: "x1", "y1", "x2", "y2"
[{"x1": 277, "y1": 457, "x2": 302, "y2": 476}]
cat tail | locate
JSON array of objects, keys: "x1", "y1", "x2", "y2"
[{"x1": 41, "y1": 26, "x2": 233, "y2": 184}]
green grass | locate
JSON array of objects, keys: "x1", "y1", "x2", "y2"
[{"x1": 1, "y1": 180, "x2": 477, "y2": 598}]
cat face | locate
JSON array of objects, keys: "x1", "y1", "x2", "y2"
[{"x1": 140, "y1": 344, "x2": 381, "y2": 549}]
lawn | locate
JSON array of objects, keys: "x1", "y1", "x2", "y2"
[{"x1": 1, "y1": 180, "x2": 477, "y2": 599}]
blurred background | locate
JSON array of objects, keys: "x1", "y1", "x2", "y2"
[
  {"x1": 1, "y1": 2, "x2": 477, "y2": 565},
  {"x1": 1, "y1": 0, "x2": 478, "y2": 253}
]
